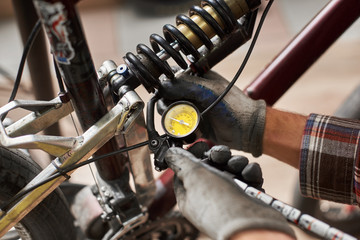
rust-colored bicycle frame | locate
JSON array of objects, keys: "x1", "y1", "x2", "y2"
[{"x1": 245, "y1": 0, "x2": 360, "y2": 105}]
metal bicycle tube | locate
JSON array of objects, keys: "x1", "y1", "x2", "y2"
[
  {"x1": 33, "y1": 0, "x2": 127, "y2": 180},
  {"x1": 244, "y1": 0, "x2": 360, "y2": 105}
]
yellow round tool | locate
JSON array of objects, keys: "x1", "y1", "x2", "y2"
[{"x1": 162, "y1": 101, "x2": 200, "y2": 138}]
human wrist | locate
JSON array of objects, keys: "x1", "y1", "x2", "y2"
[{"x1": 262, "y1": 107, "x2": 307, "y2": 168}]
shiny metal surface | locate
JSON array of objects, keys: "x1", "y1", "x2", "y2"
[
  {"x1": 125, "y1": 112, "x2": 156, "y2": 207},
  {"x1": 0, "y1": 90, "x2": 144, "y2": 237},
  {"x1": 0, "y1": 97, "x2": 75, "y2": 156},
  {"x1": 5, "y1": 98, "x2": 73, "y2": 138},
  {"x1": 177, "y1": 0, "x2": 251, "y2": 49}
]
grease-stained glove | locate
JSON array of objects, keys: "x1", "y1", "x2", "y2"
[
  {"x1": 186, "y1": 143, "x2": 264, "y2": 190},
  {"x1": 159, "y1": 70, "x2": 266, "y2": 157},
  {"x1": 204, "y1": 145, "x2": 264, "y2": 191},
  {"x1": 165, "y1": 147, "x2": 295, "y2": 240}
]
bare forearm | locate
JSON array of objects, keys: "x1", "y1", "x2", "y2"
[{"x1": 262, "y1": 107, "x2": 307, "y2": 168}]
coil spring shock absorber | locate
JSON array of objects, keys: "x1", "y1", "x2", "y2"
[{"x1": 123, "y1": 0, "x2": 261, "y2": 93}]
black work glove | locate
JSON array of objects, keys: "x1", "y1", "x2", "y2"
[
  {"x1": 186, "y1": 142, "x2": 264, "y2": 190},
  {"x1": 204, "y1": 145, "x2": 264, "y2": 191},
  {"x1": 159, "y1": 70, "x2": 266, "y2": 157},
  {"x1": 165, "y1": 147, "x2": 295, "y2": 240}
]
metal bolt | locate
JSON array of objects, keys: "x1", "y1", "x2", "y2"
[
  {"x1": 151, "y1": 139, "x2": 159, "y2": 147},
  {"x1": 116, "y1": 64, "x2": 128, "y2": 75}
]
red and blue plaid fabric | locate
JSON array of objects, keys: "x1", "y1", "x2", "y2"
[{"x1": 300, "y1": 114, "x2": 360, "y2": 205}]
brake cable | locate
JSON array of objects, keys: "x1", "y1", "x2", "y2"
[
  {"x1": 0, "y1": 139, "x2": 149, "y2": 212},
  {"x1": 201, "y1": 0, "x2": 274, "y2": 116},
  {"x1": 8, "y1": 20, "x2": 41, "y2": 104},
  {"x1": 1, "y1": 20, "x2": 41, "y2": 122}
]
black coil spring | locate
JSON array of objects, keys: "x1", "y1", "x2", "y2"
[{"x1": 124, "y1": 0, "x2": 240, "y2": 93}]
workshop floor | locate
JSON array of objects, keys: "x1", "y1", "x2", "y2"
[{"x1": 0, "y1": 0, "x2": 359, "y2": 239}]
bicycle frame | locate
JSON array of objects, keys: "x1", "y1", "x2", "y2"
[
  {"x1": 0, "y1": 0, "x2": 359, "y2": 238},
  {"x1": 245, "y1": 0, "x2": 360, "y2": 105}
]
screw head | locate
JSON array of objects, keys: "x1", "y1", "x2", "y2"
[
  {"x1": 151, "y1": 139, "x2": 159, "y2": 147},
  {"x1": 117, "y1": 64, "x2": 128, "y2": 75}
]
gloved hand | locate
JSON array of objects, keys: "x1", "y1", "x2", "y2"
[
  {"x1": 204, "y1": 145, "x2": 264, "y2": 191},
  {"x1": 159, "y1": 70, "x2": 266, "y2": 157},
  {"x1": 186, "y1": 142, "x2": 264, "y2": 190},
  {"x1": 165, "y1": 147, "x2": 295, "y2": 240}
]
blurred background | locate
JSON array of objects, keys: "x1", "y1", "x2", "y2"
[{"x1": 0, "y1": 0, "x2": 359, "y2": 239}]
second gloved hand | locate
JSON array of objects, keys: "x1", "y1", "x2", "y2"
[
  {"x1": 165, "y1": 147, "x2": 295, "y2": 240},
  {"x1": 159, "y1": 70, "x2": 266, "y2": 157},
  {"x1": 204, "y1": 145, "x2": 264, "y2": 191}
]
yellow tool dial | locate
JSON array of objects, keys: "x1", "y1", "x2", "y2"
[{"x1": 162, "y1": 101, "x2": 200, "y2": 138}]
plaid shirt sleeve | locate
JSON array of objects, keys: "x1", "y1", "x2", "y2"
[{"x1": 300, "y1": 114, "x2": 360, "y2": 205}]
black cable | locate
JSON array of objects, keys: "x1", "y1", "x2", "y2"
[
  {"x1": 66, "y1": 140, "x2": 149, "y2": 171},
  {"x1": 0, "y1": 140, "x2": 149, "y2": 212},
  {"x1": 9, "y1": 20, "x2": 41, "y2": 103},
  {"x1": 1, "y1": 20, "x2": 42, "y2": 122},
  {"x1": 53, "y1": 57, "x2": 66, "y2": 93},
  {"x1": 146, "y1": 92, "x2": 161, "y2": 134},
  {"x1": 201, "y1": 0, "x2": 274, "y2": 116}
]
